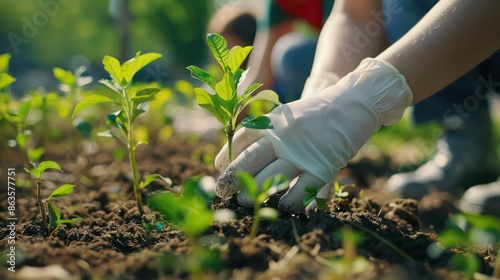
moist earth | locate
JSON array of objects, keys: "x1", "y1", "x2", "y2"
[{"x1": 0, "y1": 137, "x2": 496, "y2": 279}]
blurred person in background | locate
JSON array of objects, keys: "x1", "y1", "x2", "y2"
[{"x1": 212, "y1": 0, "x2": 500, "y2": 217}]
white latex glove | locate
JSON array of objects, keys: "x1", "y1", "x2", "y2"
[
  {"x1": 214, "y1": 58, "x2": 413, "y2": 213},
  {"x1": 300, "y1": 72, "x2": 341, "y2": 99}
]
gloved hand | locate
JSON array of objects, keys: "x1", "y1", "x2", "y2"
[
  {"x1": 214, "y1": 58, "x2": 413, "y2": 213},
  {"x1": 300, "y1": 72, "x2": 340, "y2": 99}
]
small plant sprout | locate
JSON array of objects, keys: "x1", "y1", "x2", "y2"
[
  {"x1": 0, "y1": 58, "x2": 45, "y2": 174},
  {"x1": 53, "y1": 66, "x2": 93, "y2": 117},
  {"x1": 72, "y1": 52, "x2": 164, "y2": 216},
  {"x1": 432, "y1": 213, "x2": 500, "y2": 279},
  {"x1": 236, "y1": 171, "x2": 289, "y2": 238},
  {"x1": 0, "y1": 53, "x2": 16, "y2": 91},
  {"x1": 328, "y1": 226, "x2": 372, "y2": 278},
  {"x1": 148, "y1": 177, "x2": 215, "y2": 243},
  {"x1": 187, "y1": 33, "x2": 281, "y2": 162},
  {"x1": 303, "y1": 186, "x2": 329, "y2": 212},
  {"x1": 26, "y1": 160, "x2": 82, "y2": 235},
  {"x1": 334, "y1": 182, "x2": 350, "y2": 199}
]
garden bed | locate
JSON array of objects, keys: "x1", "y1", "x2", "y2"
[{"x1": 1, "y1": 136, "x2": 496, "y2": 280}]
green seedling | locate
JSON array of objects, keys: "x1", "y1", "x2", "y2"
[
  {"x1": 236, "y1": 171, "x2": 289, "y2": 238},
  {"x1": 26, "y1": 160, "x2": 82, "y2": 235},
  {"x1": 0, "y1": 53, "x2": 15, "y2": 91},
  {"x1": 72, "y1": 52, "x2": 164, "y2": 216},
  {"x1": 1, "y1": 93, "x2": 45, "y2": 167},
  {"x1": 334, "y1": 182, "x2": 350, "y2": 199},
  {"x1": 303, "y1": 186, "x2": 329, "y2": 212},
  {"x1": 53, "y1": 66, "x2": 93, "y2": 137},
  {"x1": 328, "y1": 226, "x2": 372, "y2": 278},
  {"x1": 187, "y1": 33, "x2": 281, "y2": 161},
  {"x1": 0, "y1": 56, "x2": 46, "y2": 179},
  {"x1": 148, "y1": 177, "x2": 215, "y2": 243},
  {"x1": 431, "y1": 213, "x2": 500, "y2": 278},
  {"x1": 53, "y1": 66, "x2": 93, "y2": 117}
]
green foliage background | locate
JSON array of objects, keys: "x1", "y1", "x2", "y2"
[{"x1": 0, "y1": 0, "x2": 213, "y2": 81}]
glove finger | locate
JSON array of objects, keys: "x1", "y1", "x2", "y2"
[
  {"x1": 279, "y1": 172, "x2": 325, "y2": 213},
  {"x1": 215, "y1": 128, "x2": 266, "y2": 171},
  {"x1": 305, "y1": 182, "x2": 332, "y2": 214},
  {"x1": 237, "y1": 158, "x2": 301, "y2": 207},
  {"x1": 215, "y1": 136, "x2": 277, "y2": 198}
]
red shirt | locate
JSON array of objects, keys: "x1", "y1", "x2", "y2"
[{"x1": 274, "y1": 0, "x2": 324, "y2": 30}]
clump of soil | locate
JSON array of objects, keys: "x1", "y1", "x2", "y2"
[{"x1": 0, "y1": 137, "x2": 495, "y2": 279}]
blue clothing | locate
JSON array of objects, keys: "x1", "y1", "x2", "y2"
[{"x1": 273, "y1": 0, "x2": 499, "y2": 124}]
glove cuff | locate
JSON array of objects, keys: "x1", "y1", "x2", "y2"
[
  {"x1": 301, "y1": 72, "x2": 341, "y2": 99},
  {"x1": 350, "y1": 58, "x2": 413, "y2": 125}
]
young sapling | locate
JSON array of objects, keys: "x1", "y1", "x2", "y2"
[
  {"x1": 148, "y1": 177, "x2": 215, "y2": 243},
  {"x1": 236, "y1": 171, "x2": 289, "y2": 238},
  {"x1": 72, "y1": 52, "x2": 166, "y2": 216},
  {"x1": 53, "y1": 66, "x2": 93, "y2": 117},
  {"x1": 0, "y1": 53, "x2": 45, "y2": 169},
  {"x1": 26, "y1": 160, "x2": 82, "y2": 235},
  {"x1": 187, "y1": 33, "x2": 281, "y2": 161},
  {"x1": 0, "y1": 53, "x2": 15, "y2": 91},
  {"x1": 303, "y1": 186, "x2": 329, "y2": 212}
]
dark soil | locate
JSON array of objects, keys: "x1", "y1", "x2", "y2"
[{"x1": 0, "y1": 137, "x2": 496, "y2": 279}]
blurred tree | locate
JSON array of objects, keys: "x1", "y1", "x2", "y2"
[{"x1": 0, "y1": 0, "x2": 214, "y2": 93}]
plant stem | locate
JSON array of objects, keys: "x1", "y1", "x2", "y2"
[
  {"x1": 36, "y1": 179, "x2": 47, "y2": 230},
  {"x1": 128, "y1": 124, "x2": 144, "y2": 217},
  {"x1": 249, "y1": 208, "x2": 260, "y2": 238},
  {"x1": 227, "y1": 129, "x2": 234, "y2": 162}
]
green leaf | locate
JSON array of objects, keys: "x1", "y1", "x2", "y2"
[
  {"x1": 131, "y1": 88, "x2": 160, "y2": 103},
  {"x1": 241, "y1": 83, "x2": 263, "y2": 98},
  {"x1": 186, "y1": 65, "x2": 216, "y2": 90},
  {"x1": 139, "y1": 174, "x2": 172, "y2": 190},
  {"x1": 257, "y1": 207, "x2": 279, "y2": 221},
  {"x1": 29, "y1": 160, "x2": 62, "y2": 179},
  {"x1": 241, "y1": 115, "x2": 273, "y2": 129},
  {"x1": 99, "y1": 78, "x2": 122, "y2": 93},
  {"x1": 227, "y1": 46, "x2": 253, "y2": 73},
  {"x1": 194, "y1": 88, "x2": 226, "y2": 124},
  {"x1": 121, "y1": 52, "x2": 162, "y2": 84},
  {"x1": 303, "y1": 186, "x2": 320, "y2": 207},
  {"x1": 106, "y1": 111, "x2": 128, "y2": 135},
  {"x1": 131, "y1": 108, "x2": 146, "y2": 123},
  {"x1": 18, "y1": 99, "x2": 33, "y2": 125},
  {"x1": 48, "y1": 184, "x2": 76, "y2": 199},
  {"x1": 113, "y1": 146, "x2": 126, "y2": 161},
  {"x1": 215, "y1": 71, "x2": 236, "y2": 102},
  {"x1": 182, "y1": 210, "x2": 213, "y2": 236},
  {"x1": 0, "y1": 73, "x2": 16, "y2": 90},
  {"x1": 316, "y1": 198, "x2": 329, "y2": 211},
  {"x1": 0, "y1": 53, "x2": 12, "y2": 73},
  {"x1": 207, "y1": 33, "x2": 229, "y2": 69},
  {"x1": 48, "y1": 201, "x2": 61, "y2": 233},
  {"x1": 182, "y1": 177, "x2": 214, "y2": 207},
  {"x1": 233, "y1": 68, "x2": 244, "y2": 87},
  {"x1": 102, "y1": 55, "x2": 123, "y2": 84},
  {"x1": 53, "y1": 67, "x2": 75, "y2": 86},
  {"x1": 16, "y1": 133, "x2": 27, "y2": 150},
  {"x1": 72, "y1": 95, "x2": 116, "y2": 118},
  {"x1": 57, "y1": 217, "x2": 83, "y2": 224},
  {"x1": 97, "y1": 129, "x2": 118, "y2": 139},
  {"x1": 240, "y1": 90, "x2": 281, "y2": 113},
  {"x1": 28, "y1": 147, "x2": 45, "y2": 162},
  {"x1": 236, "y1": 171, "x2": 259, "y2": 201},
  {"x1": 261, "y1": 174, "x2": 289, "y2": 196},
  {"x1": 75, "y1": 120, "x2": 92, "y2": 138}
]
